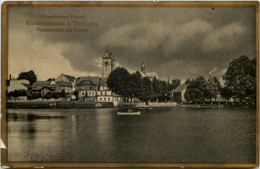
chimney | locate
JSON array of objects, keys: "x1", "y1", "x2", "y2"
[{"x1": 9, "y1": 74, "x2": 11, "y2": 80}]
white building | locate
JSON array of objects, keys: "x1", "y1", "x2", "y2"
[
  {"x1": 97, "y1": 78, "x2": 113, "y2": 103},
  {"x1": 8, "y1": 79, "x2": 30, "y2": 92}
]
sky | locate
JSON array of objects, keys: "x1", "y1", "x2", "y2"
[{"x1": 8, "y1": 6, "x2": 256, "y2": 84}]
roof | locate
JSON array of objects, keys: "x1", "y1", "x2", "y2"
[
  {"x1": 99, "y1": 78, "x2": 108, "y2": 86},
  {"x1": 76, "y1": 76, "x2": 100, "y2": 86},
  {"x1": 33, "y1": 81, "x2": 51, "y2": 86},
  {"x1": 63, "y1": 74, "x2": 76, "y2": 82},
  {"x1": 32, "y1": 81, "x2": 57, "y2": 91},
  {"x1": 22, "y1": 83, "x2": 31, "y2": 88},
  {"x1": 145, "y1": 72, "x2": 158, "y2": 78},
  {"x1": 173, "y1": 84, "x2": 188, "y2": 93},
  {"x1": 56, "y1": 81, "x2": 72, "y2": 87},
  {"x1": 32, "y1": 85, "x2": 57, "y2": 91},
  {"x1": 102, "y1": 50, "x2": 115, "y2": 60},
  {"x1": 139, "y1": 72, "x2": 146, "y2": 78}
]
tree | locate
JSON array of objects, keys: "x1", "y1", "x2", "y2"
[
  {"x1": 184, "y1": 76, "x2": 209, "y2": 104},
  {"x1": 128, "y1": 71, "x2": 142, "y2": 99},
  {"x1": 220, "y1": 87, "x2": 233, "y2": 102},
  {"x1": 171, "y1": 79, "x2": 181, "y2": 90},
  {"x1": 185, "y1": 79, "x2": 191, "y2": 84},
  {"x1": 207, "y1": 76, "x2": 221, "y2": 102},
  {"x1": 44, "y1": 92, "x2": 53, "y2": 99},
  {"x1": 223, "y1": 55, "x2": 256, "y2": 102},
  {"x1": 18, "y1": 70, "x2": 37, "y2": 85},
  {"x1": 107, "y1": 67, "x2": 131, "y2": 97},
  {"x1": 8, "y1": 89, "x2": 27, "y2": 99}
]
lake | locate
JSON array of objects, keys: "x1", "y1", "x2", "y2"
[{"x1": 7, "y1": 107, "x2": 256, "y2": 163}]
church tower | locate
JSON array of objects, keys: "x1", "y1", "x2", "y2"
[
  {"x1": 141, "y1": 61, "x2": 145, "y2": 74},
  {"x1": 102, "y1": 50, "x2": 115, "y2": 78}
]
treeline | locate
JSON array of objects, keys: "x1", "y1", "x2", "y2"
[
  {"x1": 107, "y1": 67, "x2": 180, "y2": 102},
  {"x1": 7, "y1": 89, "x2": 69, "y2": 100},
  {"x1": 108, "y1": 55, "x2": 256, "y2": 104}
]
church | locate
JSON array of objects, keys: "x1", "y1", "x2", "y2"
[
  {"x1": 100, "y1": 50, "x2": 158, "y2": 80},
  {"x1": 102, "y1": 50, "x2": 115, "y2": 78},
  {"x1": 140, "y1": 61, "x2": 159, "y2": 80}
]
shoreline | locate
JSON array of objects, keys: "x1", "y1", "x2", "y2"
[{"x1": 6, "y1": 101, "x2": 255, "y2": 109}]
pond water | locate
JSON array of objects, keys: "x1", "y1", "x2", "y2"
[{"x1": 7, "y1": 107, "x2": 256, "y2": 163}]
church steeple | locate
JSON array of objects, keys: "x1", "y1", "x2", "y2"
[
  {"x1": 141, "y1": 61, "x2": 145, "y2": 74},
  {"x1": 102, "y1": 49, "x2": 115, "y2": 78}
]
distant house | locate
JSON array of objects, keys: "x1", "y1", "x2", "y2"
[
  {"x1": 7, "y1": 79, "x2": 30, "y2": 92},
  {"x1": 172, "y1": 84, "x2": 188, "y2": 103},
  {"x1": 56, "y1": 73, "x2": 76, "y2": 92},
  {"x1": 97, "y1": 78, "x2": 113, "y2": 103},
  {"x1": 76, "y1": 76, "x2": 99, "y2": 101},
  {"x1": 56, "y1": 81, "x2": 73, "y2": 93},
  {"x1": 112, "y1": 93, "x2": 124, "y2": 107},
  {"x1": 32, "y1": 81, "x2": 57, "y2": 97}
]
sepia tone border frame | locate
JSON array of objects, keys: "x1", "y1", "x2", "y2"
[{"x1": 1, "y1": 1, "x2": 259, "y2": 168}]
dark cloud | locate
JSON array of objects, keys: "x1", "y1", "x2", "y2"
[{"x1": 9, "y1": 7, "x2": 256, "y2": 81}]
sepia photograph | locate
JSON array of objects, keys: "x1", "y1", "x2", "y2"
[{"x1": 1, "y1": 1, "x2": 259, "y2": 168}]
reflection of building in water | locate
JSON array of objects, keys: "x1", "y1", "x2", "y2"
[{"x1": 140, "y1": 61, "x2": 159, "y2": 80}]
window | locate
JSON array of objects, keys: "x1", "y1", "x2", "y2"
[
  {"x1": 108, "y1": 98, "x2": 110, "y2": 101},
  {"x1": 100, "y1": 98, "x2": 102, "y2": 101},
  {"x1": 104, "y1": 98, "x2": 106, "y2": 101},
  {"x1": 92, "y1": 92, "x2": 95, "y2": 95}
]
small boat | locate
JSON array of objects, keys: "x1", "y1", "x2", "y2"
[{"x1": 117, "y1": 109, "x2": 141, "y2": 115}]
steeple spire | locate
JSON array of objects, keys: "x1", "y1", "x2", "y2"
[{"x1": 141, "y1": 61, "x2": 145, "y2": 74}]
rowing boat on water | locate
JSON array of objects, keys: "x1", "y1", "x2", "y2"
[{"x1": 117, "y1": 111, "x2": 141, "y2": 115}]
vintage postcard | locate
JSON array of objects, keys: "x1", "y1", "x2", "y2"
[{"x1": 1, "y1": 1, "x2": 259, "y2": 168}]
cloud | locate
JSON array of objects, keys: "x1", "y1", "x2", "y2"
[
  {"x1": 202, "y1": 23, "x2": 246, "y2": 51},
  {"x1": 60, "y1": 42, "x2": 101, "y2": 74},
  {"x1": 8, "y1": 7, "x2": 255, "y2": 82},
  {"x1": 8, "y1": 30, "x2": 90, "y2": 80}
]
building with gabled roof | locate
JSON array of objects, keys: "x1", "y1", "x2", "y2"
[
  {"x1": 140, "y1": 61, "x2": 159, "y2": 80},
  {"x1": 7, "y1": 79, "x2": 30, "y2": 92},
  {"x1": 56, "y1": 73, "x2": 76, "y2": 83},
  {"x1": 76, "y1": 76, "x2": 100, "y2": 101},
  {"x1": 56, "y1": 81, "x2": 73, "y2": 93},
  {"x1": 56, "y1": 73, "x2": 76, "y2": 93},
  {"x1": 172, "y1": 84, "x2": 188, "y2": 103},
  {"x1": 97, "y1": 78, "x2": 113, "y2": 103},
  {"x1": 32, "y1": 81, "x2": 57, "y2": 97}
]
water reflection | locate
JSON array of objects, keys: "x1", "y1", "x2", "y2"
[
  {"x1": 7, "y1": 108, "x2": 256, "y2": 163},
  {"x1": 8, "y1": 112, "x2": 66, "y2": 122}
]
